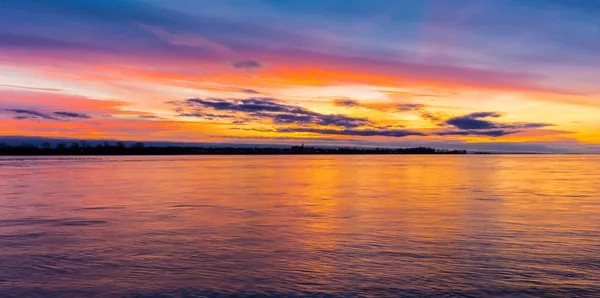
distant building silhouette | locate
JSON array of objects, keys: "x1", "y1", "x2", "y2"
[{"x1": 291, "y1": 142, "x2": 316, "y2": 152}]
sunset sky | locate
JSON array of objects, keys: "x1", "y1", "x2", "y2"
[{"x1": 1, "y1": 0, "x2": 600, "y2": 152}]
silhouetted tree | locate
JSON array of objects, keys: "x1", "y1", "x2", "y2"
[
  {"x1": 130, "y1": 142, "x2": 145, "y2": 149},
  {"x1": 21, "y1": 144, "x2": 37, "y2": 151}
]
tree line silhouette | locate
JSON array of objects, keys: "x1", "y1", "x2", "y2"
[{"x1": 0, "y1": 141, "x2": 469, "y2": 155}]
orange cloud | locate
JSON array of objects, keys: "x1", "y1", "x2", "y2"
[{"x1": 0, "y1": 90, "x2": 128, "y2": 112}]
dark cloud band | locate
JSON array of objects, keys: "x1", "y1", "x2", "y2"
[
  {"x1": 6, "y1": 109, "x2": 91, "y2": 120},
  {"x1": 174, "y1": 97, "x2": 370, "y2": 128}
]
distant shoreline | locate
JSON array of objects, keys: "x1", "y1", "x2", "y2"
[{"x1": 1, "y1": 143, "x2": 476, "y2": 155}]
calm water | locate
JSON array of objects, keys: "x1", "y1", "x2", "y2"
[{"x1": 1, "y1": 155, "x2": 600, "y2": 297}]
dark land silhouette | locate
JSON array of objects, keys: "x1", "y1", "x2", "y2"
[{"x1": 0, "y1": 141, "x2": 470, "y2": 155}]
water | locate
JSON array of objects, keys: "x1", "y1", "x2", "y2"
[{"x1": 1, "y1": 155, "x2": 600, "y2": 297}]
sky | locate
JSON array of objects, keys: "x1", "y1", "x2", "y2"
[{"x1": 1, "y1": 0, "x2": 600, "y2": 152}]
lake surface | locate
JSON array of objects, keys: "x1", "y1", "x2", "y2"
[{"x1": 1, "y1": 155, "x2": 600, "y2": 297}]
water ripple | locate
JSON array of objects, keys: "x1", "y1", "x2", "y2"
[{"x1": 0, "y1": 155, "x2": 599, "y2": 297}]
